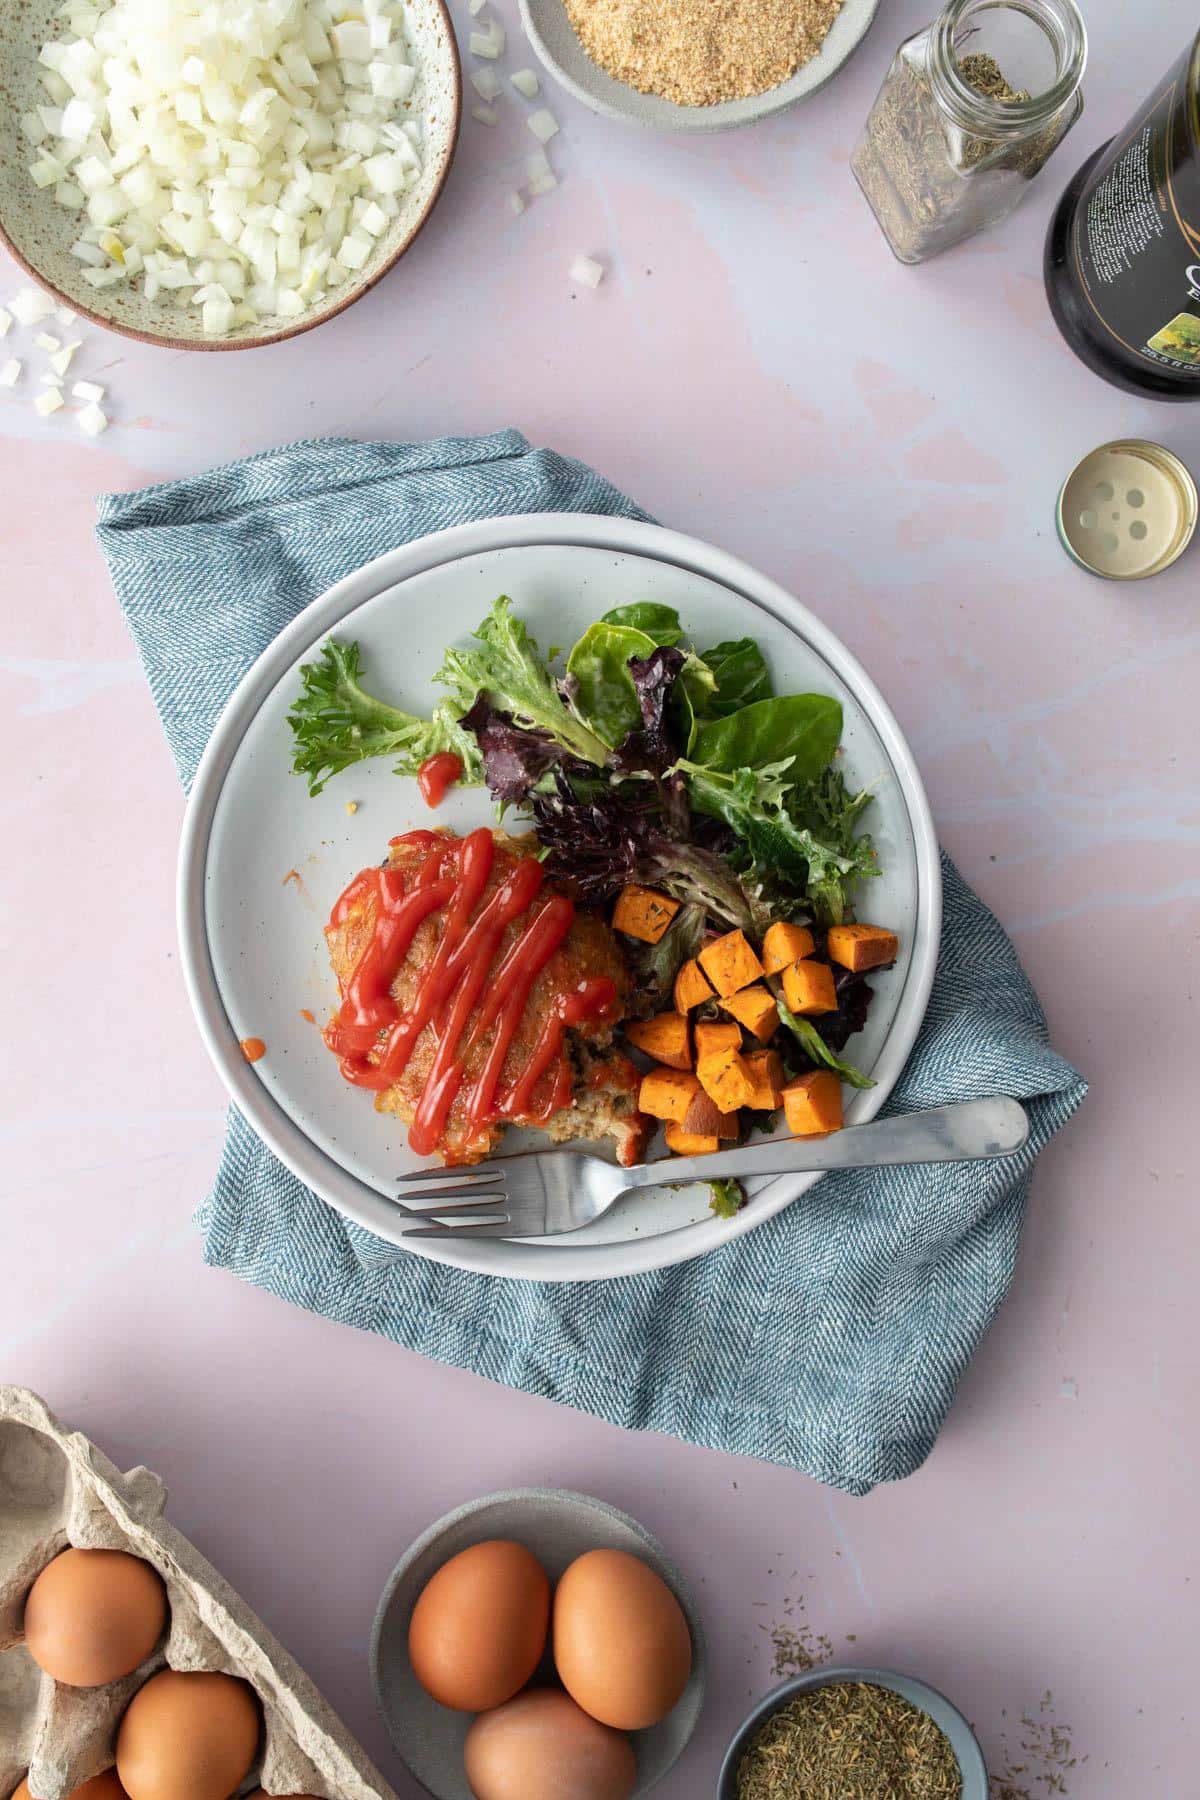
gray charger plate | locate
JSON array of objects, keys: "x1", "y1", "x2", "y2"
[
  {"x1": 370, "y1": 1488, "x2": 706, "y2": 1799},
  {"x1": 518, "y1": 0, "x2": 882, "y2": 132}
]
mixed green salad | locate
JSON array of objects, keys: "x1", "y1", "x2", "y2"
[{"x1": 289, "y1": 594, "x2": 879, "y2": 933}]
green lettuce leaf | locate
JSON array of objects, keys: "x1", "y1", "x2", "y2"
[
  {"x1": 776, "y1": 1002, "x2": 875, "y2": 1089},
  {"x1": 565, "y1": 620, "x2": 656, "y2": 747},
  {"x1": 438, "y1": 596, "x2": 609, "y2": 768},
  {"x1": 288, "y1": 639, "x2": 481, "y2": 796}
]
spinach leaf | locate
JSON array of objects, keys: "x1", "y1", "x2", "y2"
[
  {"x1": 776, "y1": 1002, "x2": 875, "y2": 1089},
  {"x1": 671, "y1": 650, "x2": 719, "y2": 755},
  {"x1": 601, "y1": 603, "x2": 684, "y2": 647},
  {"x1": 699, "y1": 637, "x2": 772, "y2": 717},
  {"x1": 708, "y1": 1178, "x2": 747, "y2": 1218},
  {"x1": 437, "y1": 596, "x2": 609, "y2": 768},
  {"x1": 691, "y1": 694, "x2": 843, "y2": 783},
  {"x1": 565, "y1": 621, "x2": 657, "y2": 748}
]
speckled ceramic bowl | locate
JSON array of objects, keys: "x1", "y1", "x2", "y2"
[
  {"x1": 717, "y1": 1666, "x2": 989, "y2": 1799},
  {"x1": 519, "y1": 0, "x2": 881, "y2": 132},
  {"x1": 0, "y1": 0, "x2": 461, "y2": 350}
]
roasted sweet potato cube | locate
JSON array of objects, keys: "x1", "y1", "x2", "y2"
[
  {"x1": 638, "y1": 1067, "x2": 700, "y2": 1123},
  {"x1": 664, "y1": 1123, "x2": 721, "y2": 1156},
  {"x1": 613, "y1": 884, "x2": 681, "y2": 945},
  {"x1": 673, "y1": 957, "x2": 715, "y2": 1013},
  {"x1": 694, "y1": 1019, "x2": 742, "y2": 1059},
  {"x1": 781, "y1": 958, "x2": 838, "y2": 1017},
  {"x1": 682, "y1": 1085, "x2": 740, "y2": 1139},
  {"x1": 625, "y1": 1012, "x2": 691, "y2": 1070},
  {"x1": 761, "y1": 920, "x2": 816, "y2": 974},
  {"x1": 696, "y1": 1046, "x2": 755, "y2": 1112},
  {"x1": 698, "y1": 929, "x2": 764, "y2": 998},
  {"x1": 782, "y1": 1071, "x2": 843, "y2": 1136},
  {"x1": 719, "y1": 983, "x2": 778, "y2": 1042},
  {"x1": 826, "y1": 924, "x2": 899, "y2": 973},
  {"x1": 742, "y1": 1048, "x2": 784, "y2": 1110}
]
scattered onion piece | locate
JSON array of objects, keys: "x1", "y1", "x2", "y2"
[
  {"x1": 0, "y1": 359, "x2": 21, "y2": 386},
  {"x1": 527, "y1": 108, "x2": 559, "y2": 143},
  {"x1": 34, "y1": 387, "x2": 64, "y2": 415},
  {"x1": 509, "y1": 190, "x2": 526, "y2": 214},
  {"x1": 469, "y1": 18, "x2": 505, "y2": 58},
  {"x1": 78, "y1": 401, "x2": 109, "y2": 435},
  {"x1": 511, "y1": 69, "x2": 540, "y2": 98},
  {"x1": 74, "y1": 380, "x2": 105, "y2": 402},
  {"x1": 0, "y1": 308, "x2": 11, "y2": 337},
  {"x1": 569, "y1": 255, "x2": 604, "y2": 289},
  {"x1": 471, "y1": 103, "x2": 499, "y2": 126},
  {"x1": 470, "y1": 67, "x2": 501, "y2": 101}
]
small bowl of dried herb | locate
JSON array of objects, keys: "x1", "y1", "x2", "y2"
[{"x1": 717, "y1": 1664, "x2": 988, "y2": 1800}]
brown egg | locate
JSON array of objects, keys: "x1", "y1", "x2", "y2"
[
  {"x1": 23, "y1": 1549, "x2": 168, "y2": 1687},
  {"x1": 464, "y1": 1689, "x2": 636, "y2": 1800},
  {"x1": 408, "y1": 1540, "x2": 550, "y2": 1712},
  {"x1": 116, "y1": 1670, "x2": 260, "y2": 1800},
  {"x1": 553, "y1": 1550, "x2": 691, "y2": 1731},
  {"x1": 13, "y1": 1774, "x2": 130, "y2": 1800}
]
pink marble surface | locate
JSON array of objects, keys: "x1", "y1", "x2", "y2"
[{"x1": 2, "y1": 0, "x2": 1197, "y2": 1794}]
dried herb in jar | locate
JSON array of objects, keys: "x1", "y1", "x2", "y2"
[{"x1": 734, "y1": 1681, "x2": 962, "y2": 1800}]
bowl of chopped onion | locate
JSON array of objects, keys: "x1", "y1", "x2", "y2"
[{"x1": 0, "y1": 0, "x2": 461, "y2": 350}]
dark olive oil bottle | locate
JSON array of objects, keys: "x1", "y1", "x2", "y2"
[{"x1": 1045, "y1": 32, "x2": 1200, "y2": 398}]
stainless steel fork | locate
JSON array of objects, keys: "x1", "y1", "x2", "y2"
[{"x1": 396, "y1": 1097, "x2": 1029, "y2": 1240}]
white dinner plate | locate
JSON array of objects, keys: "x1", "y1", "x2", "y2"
[{"x1": 178, "y1": 514, "x2": 941, "y2": 1281}]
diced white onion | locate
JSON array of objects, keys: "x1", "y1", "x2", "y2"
[
  {"x1": 78, "y1": 400, "x2": 109, "y2": 434},
  {"x1": 469, "y1": 19, "x2": 505, "y2": 58},
  {"x1": 471, "y1": 104, "x2": 498, "y2": 127},
  {"x1": 0, "y1": 359, "x2": 21, "y2": 386},
  {"x1": 26, "y1": 0, "x2": 426, "y2": 337},
  {"x1": 35, "y1": 331, "x2": 62, "y2": 352},
  {"x1": 527, "y1": 108, "x2": 559, "y2": 143},
  {"x1": 509, "y1": 190, "x2": 525, "y2": 215},
  {"x1": 570, "y1": 255, "x2": 604, "y2": 289},
  {"x1": 511, "y1": 69, "x2": 539, "y2": 98},
  {"x1": 469, "y1": 0, "x2": 487, "y2": 12},
  {"x1": 470, "y1": 67, "x2": 501, "y2": 101},
  {"x1": 40, "y1": 371, "x2": 65, "y2": 386},
  {"x1": 10, "y1": 287, "x2": 55, "y2": 325},
  {"x1": 56, "y1": 306, "x2": 77, "y2": 324},
  {"x1": 0, "y1": 309, "x2": 10, "y2": 337},
  {"x1": 34, "y1": 386, "x2": 64, "y2": 415},
  {"x1": 73, "y1": 379, "x2": 105, "y2": 401}
]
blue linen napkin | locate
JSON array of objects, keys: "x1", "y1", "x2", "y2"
[{"x1": 97, "y1": 430, "x2": 1086, "y2": 1497}]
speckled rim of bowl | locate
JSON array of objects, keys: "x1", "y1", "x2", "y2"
[
  {"x1": 717, "y1": 1665, "x2": 989, "y2": 1798},
  {"x1": 0, "y1": 0, "x2": 462, "y2": 353},
  {"x1": 370, "y1": 1486, "x2": 707, "y2": 1800},
  {"x1": 517, "y1": 0, "x2": 882, "y2": 133}
]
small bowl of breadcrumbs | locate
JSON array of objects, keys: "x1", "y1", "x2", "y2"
[{"x1": 518, "y1": 0, "x2": 883, "y2": 131}]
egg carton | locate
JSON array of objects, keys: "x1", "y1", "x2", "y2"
[{"x1": 0, "y1": 1387, "x2": 398, "y2": 1800}]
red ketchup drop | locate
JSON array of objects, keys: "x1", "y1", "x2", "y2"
[
  {"x1": 323, "y1": 829, "x2": 615, "y2": 1160},
  {"x1": 417, "y1": 751, "x2": 463, "y2": 809}
]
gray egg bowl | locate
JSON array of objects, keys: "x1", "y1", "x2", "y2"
[
  {"x1": 370, "y1": 1487, "x2": 706, "y2": 1800},
  {"x1": 0, "y1": 0, "x2": 460, "y2": 350},
  {"x1": 717, "y1": 1664, "x2": 989, "y2": 1798},
  {"x1": 518, "y1": 0, "x2": 882, "y2": 133}
]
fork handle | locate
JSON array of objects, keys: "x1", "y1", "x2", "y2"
[{"x1": 619, "y1": 1097, "x2": 1029, "y2": 1188}]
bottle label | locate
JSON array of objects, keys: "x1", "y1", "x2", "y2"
[{"x1": 1069, "y1": 43, "x2": 1200, "y2": 378}]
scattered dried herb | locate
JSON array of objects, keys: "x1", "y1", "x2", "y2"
[
  {"x1": 958, "y1": 51, "x2": 1030, "y2": 104},
  {"x1": 736, "y1": 1682, "x2": 962, "y2": 1800},
  {"x1": 989, "y1": 1691, "x2": 1085, "y2": 1798}
]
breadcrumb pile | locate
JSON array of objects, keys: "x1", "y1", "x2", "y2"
[{"x1": 562, "y1": 0, "x2": 845, "y2": 107}]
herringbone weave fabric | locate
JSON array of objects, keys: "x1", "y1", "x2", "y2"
[{"x1": 97, "y1": 430, "x2": 1086, "y2": 1495}]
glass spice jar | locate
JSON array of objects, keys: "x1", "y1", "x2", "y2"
[{"x1": 852, "y1": 0, "x2": 1087, "y2": 265}]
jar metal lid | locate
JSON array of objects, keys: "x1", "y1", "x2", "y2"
[{"x1": 1056, "y1": 440, "x2": 1197, "y2": 580}]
